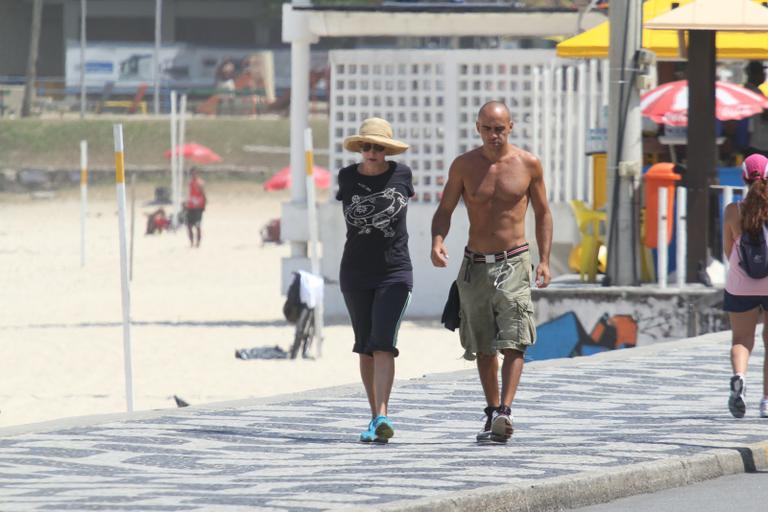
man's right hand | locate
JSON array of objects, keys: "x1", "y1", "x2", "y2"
[{"x1": 431, "y1": 241, "x2": 449, "y2": 267}]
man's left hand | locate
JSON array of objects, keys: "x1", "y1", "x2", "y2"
[{"x1": 535, "y1": 262, "x2": 550, "y2": 288}]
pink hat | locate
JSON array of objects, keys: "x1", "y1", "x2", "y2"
[{"x1": 742, "y1": 154, "x2": 768, "y2": 182}]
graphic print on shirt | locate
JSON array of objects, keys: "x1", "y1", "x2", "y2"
[{"x1": 344, "y1": 187, "x2": 407, "y2": 237}]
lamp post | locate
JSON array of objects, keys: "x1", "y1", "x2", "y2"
[
  {"x1": 79, "y1": 0, "x2": 86, "y2": 118},
  {"x1": 153, "y1": 0, "x2": 162, "y2": 115}
]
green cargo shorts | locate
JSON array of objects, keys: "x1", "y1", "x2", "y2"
[{"x1": 456, "y1": 249, "x2": 536, "y2": 361}]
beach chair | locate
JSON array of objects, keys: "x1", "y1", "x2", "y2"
[
  {"x1": 569, "y1": 199, "x2": 606, "y2": 283},
  {"x1": 102, "y1": 83, "x2": 148, "y2": 114}
]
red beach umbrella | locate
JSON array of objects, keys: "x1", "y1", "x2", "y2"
[
  {"x1": 164, "y1": 142, "x2": 222, "y2": 164},
  {"x1": 263, "y1": 166, "x2": 331, "y2": 191},
  {"x1": 641, "y1": 80, "x2": 768, "y2": 127}
]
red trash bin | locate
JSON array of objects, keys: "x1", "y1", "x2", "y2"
[{"x1": 643, "y1": 163, "x2": 682, "y2": 248}]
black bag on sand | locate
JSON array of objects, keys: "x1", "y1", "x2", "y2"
[
  {"x1": 283, "y1": 272, "x2": 303, "y2": 324},
  {"x1": 441, "y1": 281, "x2": 461, "y2": 331}
]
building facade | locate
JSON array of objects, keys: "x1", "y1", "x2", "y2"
[{"x1": 0, "y1": 0, "x2": 280, "y2": 79}]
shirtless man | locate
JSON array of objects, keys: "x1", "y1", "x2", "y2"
[{"x1": 431, "y1": 101, "x2": 552, "y2": 443}]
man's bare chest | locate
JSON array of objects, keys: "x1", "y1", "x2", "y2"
[{"x1": 463, "y1": 166, "x2": 530, "y2": 203}]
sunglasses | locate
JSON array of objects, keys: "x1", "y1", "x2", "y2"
[{"x1": 361, "y1": 143, "x2": 386, "y2": 153}]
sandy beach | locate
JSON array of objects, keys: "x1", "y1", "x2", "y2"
[{"x1": 0, "y1": 180, "x2": 471, "y2": 429}]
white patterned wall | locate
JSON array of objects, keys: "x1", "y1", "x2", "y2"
[{"x1": 329, "y1": 49, "x2": 607, "y2": 205}]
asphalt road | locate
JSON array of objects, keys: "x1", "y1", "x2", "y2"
[{"x1": 575, "y1": 471, "x2": 768, "y2": 512}]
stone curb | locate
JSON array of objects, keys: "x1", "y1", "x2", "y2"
[{"x1": 377, "y1": 440, "x2": 768, "y2": 512}]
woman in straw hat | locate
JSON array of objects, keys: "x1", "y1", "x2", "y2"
[
  {"x1": 336, "y1": 117, "x2": 413, "y2": 443},
  {"x1": 723, "y1": 153, "x2": 768, "y2": 419}
]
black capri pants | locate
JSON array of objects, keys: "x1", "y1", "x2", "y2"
[{"x1": 342, "y1": 283, "x2": 412, "y2": 357}]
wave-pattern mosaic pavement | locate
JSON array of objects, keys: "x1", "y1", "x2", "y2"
[{"x1": 0, "y1": 334, "x2": 765, "y2": 511}]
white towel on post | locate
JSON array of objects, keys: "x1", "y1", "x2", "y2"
[{"x1": 297, "y1": 270, "x2": 323, "y2": 309}]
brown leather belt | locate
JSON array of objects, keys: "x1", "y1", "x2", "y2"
[{"x1": 464, "y1": 243, "x2": 529, "y2": 264}]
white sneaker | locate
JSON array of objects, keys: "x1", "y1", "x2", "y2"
[
  {"x1": 760, "y1": 398, "x2": 768, "y2": 418},
  {"x1": 490, "y1": 405, "x2": 514, "y2": 443},
  {"x1": 729, "y1": 375, "x2": 746, "y2": 418}
]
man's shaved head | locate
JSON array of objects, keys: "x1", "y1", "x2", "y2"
[
  {"x1": 477, "y1": 101, "x2": 510, "y2": 122},
  {"x1": 475, "y1": 101, "x2": 513, "y2": 150}
]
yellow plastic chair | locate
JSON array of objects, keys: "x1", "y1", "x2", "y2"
[
  {"x1": 639, "y1": 208, "x2": 657, "y2": 283},
  {"x1": 569, "y1": 199, "x2": 607, "y2": 283}
]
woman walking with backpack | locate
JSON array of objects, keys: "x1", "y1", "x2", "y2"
[{"x1": 723, "y1": 153, "x2": 768, "y2": 418}]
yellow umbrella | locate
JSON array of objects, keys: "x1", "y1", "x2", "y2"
[{"x1": 556, "y1": 0, "x2": 768, "y2": 60}]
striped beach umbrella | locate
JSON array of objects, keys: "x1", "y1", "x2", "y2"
[{"x1": 640, "y1": 80, "x2": 768, "y2": 126}]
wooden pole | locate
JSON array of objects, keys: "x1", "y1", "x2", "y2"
[
  {"x1": 113, "y1": 124, "x2": 134, "y2": 412},
  {"x1": 305, "y1": 128, "x2": 324, "y2": 357},
  {"x1": 657, "y1": 187, "x2": 668, "y2": 289},
  {"x1": 80, "y1": 140, "x2": 88, "y2": 267},
  {"x1": 169, "y1": 91, "x2": 178, "y2": 227},
  {"x1": 676, "y1": 186, "x2": 687, "y2": 288},
  {"x1": 153, "y1": 0, "x2": 162, "y2": 115},
  {"x1": 79, "y1": 0, "x2": 87, "y2": 118},
  {"x1": 21, "y1": 0, "x2": 43, "y2": 117},
  {"x1": 685, "y1": 30, "x2": 717, "y2": 282},
  {"x1": 177, "y1": 94, "x2": 187, "y2": 219},
  {"x1": 129, "y1": 172, "x2": 136, "y2": 282}
]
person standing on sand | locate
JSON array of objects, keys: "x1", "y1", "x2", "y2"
[
  {"x1": 431, "y1": 101, "x2": 553, "y2": 443},
  {"x1": 336, "y1": 118, "x2": 413, "y2": 444},
  {"x1": 186, "y1": 168, "x2": 206, "y2": 248}
]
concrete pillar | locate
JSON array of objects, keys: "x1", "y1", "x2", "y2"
[
  {"x1": 282, "y1": 4, "x2": 318, "y2": 269},
  {"x1": 290, "y1": 40, "x2": 309, "y2": 209},
  {"x1": 605, "y1": 0, "x2": 643, "y2": 286}
]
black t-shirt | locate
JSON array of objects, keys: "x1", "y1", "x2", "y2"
[{"x1": 336, "y1": 161, "x2": 414, "y2": 291}]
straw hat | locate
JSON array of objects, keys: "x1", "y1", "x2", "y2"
[{"x1": 343, "y1": 117, "x2": 409, "y2": 156}]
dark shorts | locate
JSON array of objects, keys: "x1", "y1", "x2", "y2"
[
  {"x1": 186, "y1": 208, "x2": 204, "y2": 226},
  {"x1": 723, "y1": 290, "x2": 768, "y2": 313},
  {"x1": 342, "y1": 284, "x2": 412, "y2": 357}
]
